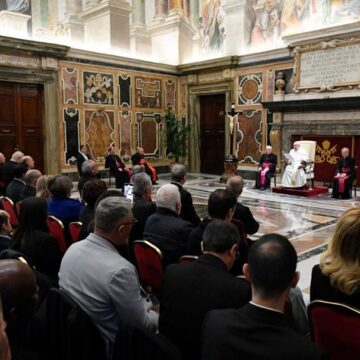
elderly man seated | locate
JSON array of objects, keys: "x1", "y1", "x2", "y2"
[{"x1": 282, "y1": 141, "x2": 308, "y2": 188}]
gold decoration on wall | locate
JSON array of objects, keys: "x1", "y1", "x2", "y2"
[{"x1": 315, "y1": 140, "x2": 338, "y2": 164}]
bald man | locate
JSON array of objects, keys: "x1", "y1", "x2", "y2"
[
  {"x1": 332, "y1": 147, "x2": 356, "y2": 199},
  {"x1": 131, "y1": 147, "x2": 158, "y2": 184},
  {"x1": 20, "y1": 169, "x2": 42, "y2": 200},
  {"x1": 255, "y1": 146, "x2": 277, "y2": 190}
]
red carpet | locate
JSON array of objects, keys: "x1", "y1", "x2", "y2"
[{"x1": 272, "y1": 186, "x2": 329, "y2": 197}]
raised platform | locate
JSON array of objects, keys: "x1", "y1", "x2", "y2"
[{"x1": 272, "y1": 186, "x2": 329, "y2": 197}]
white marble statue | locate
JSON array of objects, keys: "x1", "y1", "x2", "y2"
[{"x1": 282, "y1": 141, "x2": 308, "y2": 188}]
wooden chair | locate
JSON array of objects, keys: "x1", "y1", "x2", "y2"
[
  {"x1": 179, "y1": 255, "x2": 198, "y2": 264},
  {"x1": 47, "y1": 215, "x2": 68, "y2": 253},
  {"x1": 68, "y1": 221, "x2": 83, "y2": 243},
  {"x1": 309, "y1": 300, "x2": 360, "y2": 359},
  {"x1": 133, "y1": 240, "x2": 163, "y2": 292},
  {"x1": 1, "y1": 197, "x2": 18, "y2": 227}
]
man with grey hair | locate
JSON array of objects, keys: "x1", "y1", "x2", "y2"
[
  {"x1": 20, "y1": 169, "x2": 42, "y2": 200},
  {"x1": 78, "y1": 159, "x2": 99, "y2": 194},
  {"x1": 171, "y1": 163, "x2": 200, "y2": 225},
  {"x1": 130, "y1": 172, "x2": 156, "y2": 243},
  {"x1": 22, "y1": 155, "x2": 35, "y2": 170},
  {"x1": 2, "y1": 150, "x2": 24, "y2": 187},
  {"x1": 144, "y1": 184, "x2": 194, "y2": 267},
  {"x1": 59, "y1": 197, "x2": 158, "y2": 359}
]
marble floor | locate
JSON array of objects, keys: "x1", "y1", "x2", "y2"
[{"x1": 157, "y1": 173, "x2": 358, "y2": 302}]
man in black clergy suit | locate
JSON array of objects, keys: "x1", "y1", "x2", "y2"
[
  {"x1": 171, "y1": 163, "x2": 200, "y2": 226},
  {"x1": 255, "y1": 145, "x2": 277, "y2": 189},
  {"x1": 202, "y1": 233, "x2": 327, "y2": 360},
  {"x1": 159, "y1": 220, "x2": 251, "y2": 360}
]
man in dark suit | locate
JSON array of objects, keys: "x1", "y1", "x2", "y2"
[
  {"x1": 2, "y1": 151, "x2": 24, "y2": 189},
  {"x1": 171, "y1": 163, "x2": 200, "y2": 225},
  {"x1": 332, "y1": 147, "x2": 356, "y2": 199},
  {"x1": 202, "y1": 233, "x2": 327, "y2": 360},
  {"x1": 19, "y1": 169, "x2": 42, "y2": 200},
  {"x1": 76, "y1": 144, "x2": 91, "y2": 176},
  {"x1": 159, "y1": 220, "x2": 251, "y2": 360},
  {"x1": 5, "y1": 163, "x2": 28, "y2": 204},
  {"x1": 144, "y1": 184, "x2": 194, "y2": 267}
]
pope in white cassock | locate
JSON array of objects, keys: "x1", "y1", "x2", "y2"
[{"x1": 282, "y1": 141, "x2": 308, "y2": 188}]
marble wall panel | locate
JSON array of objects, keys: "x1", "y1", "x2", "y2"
[
  {"x1": 165, "y1": 79, "x2": 176, "y2": 109},
  {"x1": 83, "y1": 71, "x2": 114, "y2": 105},
  {"x1": 135, "y1": 77, "x2": 162, "y2": 108},
  {"x1": 119, "y1": 75, "x2": 132, "y2": 107},
  {"x1": 62, "y1": 68, "x2": 78, "y2": 104},
  {"x1": 238, "y1": 73, "x2": 263, "y2": 106},
  {"x1": 63, "y1": 108, "x2": 80, "y2": 165},
  {"x1": 119, "y1": 110, "x2": 132, "y2": 156}
]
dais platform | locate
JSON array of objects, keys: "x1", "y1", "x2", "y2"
[{"x1": 272, "y1": 186, "x2": 329, "y2": 197}]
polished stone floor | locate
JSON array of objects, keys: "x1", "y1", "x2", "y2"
[{"x1": 158, "y1": 173, "x2": 358, "y2": 301}]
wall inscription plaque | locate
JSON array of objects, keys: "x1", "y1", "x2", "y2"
[{"x1": 294, "y1": 38, "x2": 360, "y2": 93}]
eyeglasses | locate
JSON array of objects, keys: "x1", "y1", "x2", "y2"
[{"x1": 121, "y1": 218, "x2": 138, "y2": 226}]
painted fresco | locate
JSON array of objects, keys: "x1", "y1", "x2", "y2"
[{"x1": 83, "y1": 72, "x2": 114, "y2": 105}]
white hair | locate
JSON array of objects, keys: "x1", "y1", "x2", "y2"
[
  {"x1": 11, "y1": 151, "x2": 24, "y2": 162},
  {"x1": 266, "y1": 145, "x2": 272, "y2": 149},
  {"x1": 156, "y1": 184, "x2": 180, "y2": 213}
]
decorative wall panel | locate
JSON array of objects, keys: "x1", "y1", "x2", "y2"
[
  {"x1": 85, "y1": 110, "x2": 115, "y2": 161},
  {"x1": 165, "y1": 79, "x2": 176, "y2": 109},
  {"x1": 119, "y1": 110, "x2": 132, "y2": 156},
  {"x1": 63, "y1": 108, "x2": 80, "y2": 165},
  {"x1": 238, "y1": 73, "x2": 263, "y2": 105},
  {"x1": 135, "y1": 77, "x2": 162, "y2": 108},
  {"x1": 119, "y1": 75, "x2": 132, "y2": 107},
  {"x1": 136, "y1": 112, "x2": 162, "y2": 158},
  {"x1": 237, "y1": 110, "x2": 262, "y2": 163},
  {"x1": 83, "y1": 72, "x2": 114, "y2": 104},
  {"x1": 62, "y1": 68, "x2": 78, "y2": 104}
]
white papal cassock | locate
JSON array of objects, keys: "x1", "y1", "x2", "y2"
[{"x1": 282, "y1": 147, "x2": 308, "y2": 188}]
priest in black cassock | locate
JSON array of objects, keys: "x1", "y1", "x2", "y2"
[
  {"x1": 332, "y1": 147, "x2": 356, "y2": 199},
  {"x1": 255, "y1": 145, "x2": 277, "y2": 190}
]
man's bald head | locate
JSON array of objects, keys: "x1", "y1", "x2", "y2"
[
  {"x1": 0, "y1": 260, "x2": 38, "y2": 318},
  {"x1": 24, "y1": 169, "x2": 42, "y2": 187},
  {"x1": 226, "y1": 175, "x2": 244, "y2": 198}
]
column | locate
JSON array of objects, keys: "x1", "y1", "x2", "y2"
[
  {"x1": 63, "y1": 0, "x2": 84, "y2": 44},
  {"x1": 190, "y1": 0, "x2": 199, "y2": 28},
  {"x1": 130, "y1": 0, "x2": 151, "y2": 57},
  {"x1": 168, "y1": 0, "x2": 183, "y2": 16},
  {"x1": 153, "y1": 0, "x2": 168, "y2": 21}
]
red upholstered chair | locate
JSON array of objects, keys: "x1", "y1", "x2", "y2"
[
  {"x1": 179, "y1": 255, "x2": 198, "y2": 264},
  {"x1": 1, "y1": 197, "x2": 18, "y2": 227},
  {"x1": 68, "y1": 221, "x2": 82, "y2": 243},
  {"x1": 133, "y1": 240, "x2": 163, "y2": 292},
  {"x1": 309, "y1": 300, "x2": 360, "y2": 360},
  {"x1": 47, "y1": 215, "x2": 68, "y2": 253}
]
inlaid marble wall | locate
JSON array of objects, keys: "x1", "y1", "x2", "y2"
[{"x1": 59, "y1": 61, "x2": 178, "y2": 171}]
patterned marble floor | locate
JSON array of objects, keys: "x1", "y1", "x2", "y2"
[{"x1": 158, "y1": 173, "x2": 358, "y2": 300}]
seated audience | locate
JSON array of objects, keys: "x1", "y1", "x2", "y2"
[
  {"x1": 9, "y1": 197, "x2": 62, "y2": 281},
  {"x1": 171, "y1": 164, "x2": 200, "y2": 225},
  {"x1": 310, "y1": 207, "x2": 360, "y2": 307},
  {"x1": 19, "y1": 169, "x2": 42, "y2": 201},
  {"x1": 0, "y1": 152, "x2": 6, "y2": 195},
  {"x1": 131, "y1": 147, "x2": 158, "y2": 184},
  {"x1": 76, "y1": 144, "x2": 92, "y2": 176},
  {"x1": 5, "y1": 163, "x2": 28, "y2": 204},
  {"x1": 332, "y1": 147, "x2": 356, "y2": 199},
  {"x1": 130, "y1": 173, "x2": 156, "y2": 243},
  {"x1": 35, "y1": 175, "x2": 53, "y2": 200},
  {"x1": 2, "y1": 151, "x2": 24, "y2": 188},
  {"x1": 187, "y1": 189, "x2": 237, "y2": 256},
  {"x1": 105, "y1": 145, "x2": 130, "y2": 189},
  {"x1": 226, "y1": 175, "x2": 259, "y2": 237},
  {"x1": 47, "y1": 175, "x2": 83, "y2": 225},
  {"x1": 0, "y1": 259, "x2": 38, "y2": 360},
  {"x1": 159, "y1": 220, "x2": 251, "y2": 360},
  {"x1": 79, "y1": 179, "x2": 107, "y2": 240},
  {"x1": 0, "y1": 211, "x2": 12, "y2": 251},
  {"x1": 59, "y1": 197, "x2": 158, "y2": 359},
  {"x1": 202, "y1": 233, "x2": 327, "y2": 360},
  {"x1": 77, "y1": 159, "x2": 99, "y2": 195},
  {"x1": 255, "y1": 145, "x2": 277, "y2": 189},
  {"x1": 21, "y1": 156, "x2": 35, "y2": 170},
  {"x1": 144, "y1": 184, "x2": 194, "y2": 267}
]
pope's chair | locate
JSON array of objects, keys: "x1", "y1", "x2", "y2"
[
  {"x1": 133, "y1": 240, "x2": 163, "y2": 293},
  {"x1": 308, "y1": 300, "x2": 360, "y2": 360},
  {"x1": 298, "y1": 140, "x2": 316, "y2": 188}
]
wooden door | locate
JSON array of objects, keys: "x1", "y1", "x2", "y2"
[
  {"x1": 200, "y1": 94, "x2": 225, "y2": 174},
  {"x1": 0, "y1": 82, "x2": 44, "y2": 172}
]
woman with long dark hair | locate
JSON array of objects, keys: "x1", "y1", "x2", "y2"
[{"x1": 9, "y1": 197, "x2": 62, "y2": 280}]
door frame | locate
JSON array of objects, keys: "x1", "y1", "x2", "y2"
[{"x1": 188, "y1": 81, "x2": 232, "y2": 173}]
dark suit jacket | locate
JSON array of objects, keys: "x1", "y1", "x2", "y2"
[
  {"x1": 171, "y1": 181, "x2": 200, "y2": 226},
  {"x1": 159, "y1": 254, "x2": 251, "y2": 360},
  {"x1": 187, "y1": 217, "x2": 212, "y2": 255},
  {"x1": 1, "y1": 160, "x2": 17, "y2": 186},
  {"x1": 310, "y1": 265, "x2": 360, "y2": 308},
  {"x1": 259, "y1": 153, "x2": 277, "y2": 172},
  {"x1": 143, "y1": 207, "x2": 194, "y2": 267},
  {"x1": 77, "y1": 174, "x2": 97, "y2": 194},
  {"x1": 233, "y1": 202, "x2": 259, "y2": 235},
  {"x1": 76, "y1": 152, "x2": 89, "y2": 175},
  {"x1": 6, "y1": 178, "x2": 25, "y2": 204},
  {"x1": 335, "y1": 156, "x2": 356, "y2": 180},
  {"x1": 0, "y1": 235, "x2": 10, "y2": 252},
  {"x1": 202, "y1": 303, "x2": 328, "y2": 360},
  {"x1": 19, "y1": 185, "x2": 36, "y2": 201}
]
